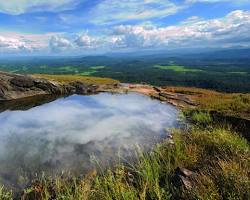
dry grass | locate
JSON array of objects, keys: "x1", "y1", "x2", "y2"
[
  {"x1": 32, "y1": 74, "x2": 120, "y2": 85},
  {"x1": 163, "y1": 86, "x2": 250, "y2": 119}
]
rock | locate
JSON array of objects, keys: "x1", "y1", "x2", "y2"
[
  {"x1": 172, "y1": 167, "x2": 194, "y2": 190},
  {"x1": 0, "y1": 82, "x2": 7, "y2": 97},
  {"x1": 159, "y1": 92, "x2": 198, "y2": 106},
  {"x1": 69, "y1": 81, "x2": 98, "y2": 94},
  {"x1": 0, "y1": 71, "x2": 99, "y2": 101},
  {"x1": 177, "y1": 167, "x2": 194, "y2": 177},
  {"x1": 69, "y1": 81, "x2": 88, "y2": 94},
  {"x1": 153, "y1": 86, "x2": 161, "y2": 92},
  {"x1": 10, "y1": 76, "x2": 34, "y2": 88}
]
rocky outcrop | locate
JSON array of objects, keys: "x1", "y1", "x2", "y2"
[
  {"x1": 99, "y1": 83, "x2": 198, "y2": 108},
  {"x1": 0, "y1": 71, "x2": 197, "y2": 109},
  {"x1": 0, "y1": 71, "x2": 98, "y2": 101},
  {"x1": 158, "y1": 92, "x2": 198, "y2": 106}
]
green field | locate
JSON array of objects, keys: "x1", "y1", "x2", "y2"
[
  {"x1": 79, "y1": 66, "x2": 107, "y2": 76},
  {"x1": 1, "y1": 56, "x2": 250, "y2": 92},
  {"x1": 155, "y1": 65, "x2": 203, "y2": 72},
  {"x1": 90, "y1": 66, "x2": 106, "y2": 70},
  {"x1": 229, "y1": 71, "x2": 248, "y2": 75}
]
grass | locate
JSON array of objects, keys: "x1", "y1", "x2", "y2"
[
  {"x1": 1, "y1": 126, "x2": 249, "y2": 200},
  {"x1": 79, "y1": 71, "x2": 97, "y2": 76},
  {"x1": 58, "y1": 66, "x2": 78, "y2": 72},
  {"x1": 90, "y1": 66, "x2": 106, "y2": 70},
  {"x1": 79, "y1": 66, "x2": 106, "y2": 76},
  {"x1": 186, "y1": 110, "x2": 213, "y2": 125},
  {"x1": 162, "y1": 86, "x2": 250, "y2": 119},
  {"x1": 154, "y1": 65, "x2": 203, "y2": 73},
  {"x1": 229, "y1": 72, "x2": 248, "y2": 75},
  {"x1": 32, "y1": 74, "x2": 120, "y2": 85},
  {"x1": 0, "y1": 186, "x2": 12, "y2": 200}
]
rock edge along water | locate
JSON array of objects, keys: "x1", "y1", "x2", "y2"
[
  {"x1": 0, "y1": 71, "x2": 197, "y2": 109},
  {"x1": 0, "y1": 71, "x2": 98, "y2": 101}
]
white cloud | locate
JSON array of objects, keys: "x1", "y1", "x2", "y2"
[
  {"x1": 49, "y1": 35, "x2": 73, "y2": 52},
  {"x1": 0, "y1": 34, "x2": 44, "y2": 53},
  {"x1": 0, "y1": 35, "x2": 24, "y2": 49},
  {"x1": 0, "y1": 32, "x2": 54, "y2": 54},
  {"x1": 89, "y1": 0, "x2": 182, "y2": 25},
  {"x1": 49, "y1": 33, "x2": 101, "y2": 53},
  {"x1": 110, "y1": 10, "x2": 250, "y2": 49},
  {"x1": 1, "y1": 10, "x2": 250, "y2": 55},
  {"x1": 186, "y1": 0, "x2": 250, "y2": 5},
  {"x1": 75, "y1": 33, "x2": 96, "y2": 48},
  {"x1": 0, "y1": 0, "x2": 82, "y2": 15}
]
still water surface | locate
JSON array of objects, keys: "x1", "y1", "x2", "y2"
[{"x1": 0, "y1": 93, "x2": 179, "y2": 190}]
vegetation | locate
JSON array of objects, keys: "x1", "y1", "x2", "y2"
[
  {"x1": 0, "y1": 60, "x2": 249, "y2": 199},
  {"x1": 154, "y1": 65, "x2": 203, "y2": 73},
  {"x1": 186, "y1": 111, "x2": 212, "y2": 125},
  {"x1": 0, "y1": 84, "x2": 249, "y2": 199},
  {"x1": 32, "y1": 74, "x2": 119, "y2": 85},
  {"x1": 1, "y1": 125, "x2": 249, "y2": 200},
  {"x1": 80, "y1": 66, "x2": 107, "y2": 76},
  {"x1": 0, "y1": 55, "x2": 250, "y2": 92},
  {"x1": 163, "y1": 86, "x2": 250, "y2": 119}
]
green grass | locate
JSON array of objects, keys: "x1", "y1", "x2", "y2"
[
  {"x1": 0, "y1": 186, "x2": 12, "y2": 200},
  {"x1": 58, "y1": 66, "x2": 78, "y2": 72},
  {"x1": 154, "y1": 65, "x2": 203, "y2": 73},
  {"x1": 79, "y1": 71, "x2": 97, "y2": 76},
  {"x1": 229, "y1": 72, "x2": 248, "y2": 75},
  {"x1": 186, "y1": 110, "x2": 212, "y2": 125},
  {"x1": 39, "y1": 66, "x2": 48, "y2": 69},
  {"x1": 79, "y1": 66, "x2": 106, "y2": 76},
  {"x1": 90, "y1": 66, "x2": 106, "y2": 70}
]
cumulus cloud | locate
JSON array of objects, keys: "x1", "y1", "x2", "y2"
[
  {"x1": 0, "y1": 32, "x2": 53, "y2": 54},
  {"x1": 49, "y1": 33, "x2": 101, "y2": 53},
  {"x1": 1, "y1": 10, "x2": 250, "y2": 55},
  {"x1": 110, "y1": 10, "x2": 250, "y2": 49},
  {"x1": 0, "y1": 35, "x2": 34, "y2": 53},
  {"x1": 75, "y1": 33, "x2": 96, "y2": 48},
  {"x1": 49, "y1": 35, "x2": 73, "y2": 52},
  {"x1": 0, "y1": 0, "x2": 82, "y2": 15}
]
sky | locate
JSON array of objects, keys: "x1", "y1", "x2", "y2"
[{"x1": 0, "y1": 0, "x2": 250, "y2": 56}]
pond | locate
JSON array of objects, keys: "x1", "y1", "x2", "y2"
[{"x1": 0, "y1": 92, "x2": 179, "y2": 192}]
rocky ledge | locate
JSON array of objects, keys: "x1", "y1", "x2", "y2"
[
  {"x1": 99, "y1": 83, "x2": 198, "y2": 108},
  {"x1": 0, "y1": 71, "x2": 197, "y2": 109},
  {"x1": 0, "y1": 71, "x2": 98, "y2": 101}
]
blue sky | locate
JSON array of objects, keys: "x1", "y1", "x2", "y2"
[{"x1": 0, "y1": 0, "x2": 250, "y2": 55}]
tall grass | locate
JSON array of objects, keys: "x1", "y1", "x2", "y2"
[{"x1": 0, "y1": 186, "x2": 12, "y2": 200}]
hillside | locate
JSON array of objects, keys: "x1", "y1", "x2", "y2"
[{"x1": 0, "y1": 73, "x2": 249, "y2": 200}]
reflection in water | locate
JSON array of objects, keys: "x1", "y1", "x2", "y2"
[{"x1": 0, "y1": 93, "x2": 178, "y2": 191}]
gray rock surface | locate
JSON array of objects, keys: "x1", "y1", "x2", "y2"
[{"x1": 0, "y1": 71, "x2": 97, "y2": 101}]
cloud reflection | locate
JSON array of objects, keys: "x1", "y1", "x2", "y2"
[{"x1": 0, "y1": 93, "x2": 178, "y2": 190}]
